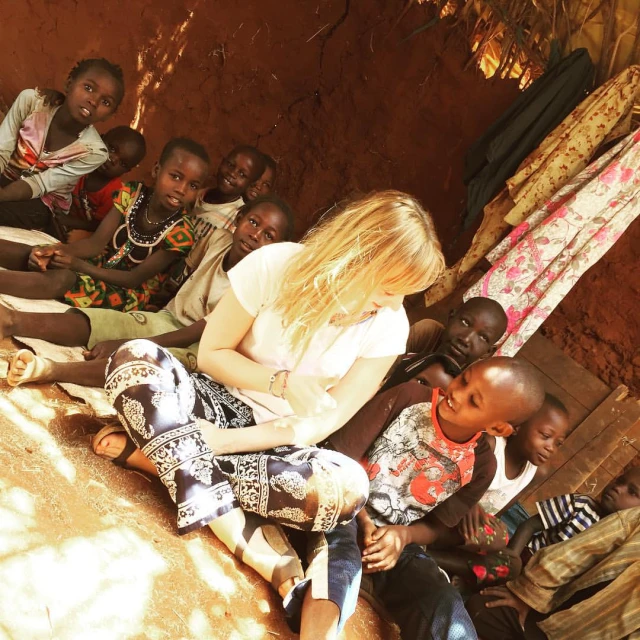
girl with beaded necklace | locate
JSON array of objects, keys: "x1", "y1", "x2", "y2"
[
  {"x1": 101, "y1": 191, "x2": 445, "y2": 638},
  {"x1": 0, "y1": 58, "x2": 124, "y2": 234},
  {"x1": 0, "y1": 138, "x2": 209, "y2": 312}
]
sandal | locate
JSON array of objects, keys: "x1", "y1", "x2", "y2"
[{"x1": 91, "y1": 423, "x2": 138, "y2": 469}]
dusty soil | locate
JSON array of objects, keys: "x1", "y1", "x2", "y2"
[
  {"x1": 542, "y1": 215, "x2": 640, "y2": 395},
  {"x1": 0, "y1": 338, "x2": 396, "y2": 640}
]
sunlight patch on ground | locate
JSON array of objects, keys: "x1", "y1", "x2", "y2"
[
  {"x1": 0, "y1": 526, "x2": 166, "y2": 640},
  {"x1": 185, "y1": 537, "x2": 237, "y2": 596},
  {"x1": 0, "y1": 392, "x2": 76, "y2": 483}
]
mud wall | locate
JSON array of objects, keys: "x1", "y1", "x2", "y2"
[{"x1": 0, "y1": 0, "x2": 518, "y2": 243}]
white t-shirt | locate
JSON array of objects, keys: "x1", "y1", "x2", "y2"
[
  {"x1": 221, "y1": 242, "x2": 410, "y2": 423},
  {"x1": 478, "y1": 436, "x2": 537, "y2": 514}
]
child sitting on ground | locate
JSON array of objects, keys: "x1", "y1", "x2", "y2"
[
  {"x1": 466, "y1": 501, "x2": 640, "y2": 640},
  {"x1": 382, "y1": 297, "x2": 508, "y2": 393},
  {"x1": 330, "y1": 296, "x2": 508, "y2": 460},
  {"x1": 60, "y1": 126, "x2": 146, "y2": 240},
  {"x1": 324, "y1": 357, "x2": 545, "y2": 639},
  {"x1": 192, "y1": 144, "x2": 265, "y2": 238},
  {"x1": 0, "y1": 137, "x2": 208, "y2": 312},
  {"x1": 5, "y1": 194, "x2": 295, "y2": 396},
  {"x1": 503, "y1": 465, "x2": 640, "y2": 576},
  {"x1": 428, "y1": 395, "x2": 571, "y2": 586},
  {"x1": 244, "y1": 153, "x2": 276, "y2": 202},
  {"x1": 0, "y1": 58, "x2": 124, "y2": 234}
]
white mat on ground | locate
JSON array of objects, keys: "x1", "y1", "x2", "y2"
[{"x1": 0, "y1": 227, "x2": 115, "y2": 416}]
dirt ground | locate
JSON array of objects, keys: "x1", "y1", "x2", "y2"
[{"x1": 0, "y1": 336, "x2": 398, "y2": 640}]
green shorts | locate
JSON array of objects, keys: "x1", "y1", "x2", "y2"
[{"x1": 71, "y1": 308, "x2": 200, "y2": 371}]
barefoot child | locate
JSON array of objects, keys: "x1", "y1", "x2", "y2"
[
  {"x1": 0, "y1": 58, "x2": 124, "y2": 233},
  {"x1": 0, "y1": 137, "x2": 208, "y2": 312},
  {"x1": 328, "y1": 357, "x2": 545, "y2": 639},
  {"x1": 5, "y1": 195, "x2": 295, "y2": 393},
  {"x1": 192, "y1": 144, "x2": 265, "y2": 237},
  {"x1": 428, "y1": 395, "x2": 571, "y2": 586},
  {"x1": 244, "y1": 153, "x2": 276, "y2": 202},
  {"x1": 61, "y1": 126, "x2": 146, "y2": 239}
]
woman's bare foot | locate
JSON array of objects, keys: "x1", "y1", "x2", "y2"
[
  {"x1": 7, "y1": 350, "x2": 54, "y2": 386},
  {"x1": 91, "y1": 425, "x2": 158, "y2": 476}
]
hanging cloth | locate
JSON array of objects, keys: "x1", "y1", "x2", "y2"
[
  {"x1": 464, "y1": 127, "x2": 640, "y2": 356},
  {"x1": 462, "y1": 48, "x2": 594, "y2": 230}
]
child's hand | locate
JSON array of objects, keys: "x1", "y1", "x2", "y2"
[
  {"x1": 285, "y1": 373, "x2": 339, "y2": 418},
  {"x1": 362, "y1": 525, "x2": 409, "y2": 573},
  {"x1": 459, "y1": 505, "x2": 491, "y2": 546},
  {"x1": 49, "y1": 249, "x2": 83, "y2": 272},
  {"x1": 481, "y1": 586, "x2": 530, "y2": 627},
  {"x1": 83, "y1": 339, "x2": 127, "y2": 361},
  {"x1": 357, "y1": 510, "x2": 377, "y2": 549},
  {"x1": 27, "y1": 244, "x2": 59, "y2": 272}
]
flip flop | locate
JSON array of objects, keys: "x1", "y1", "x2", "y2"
[{"x1": 91, "y1": 423, "x2": 138, "y2": 469}]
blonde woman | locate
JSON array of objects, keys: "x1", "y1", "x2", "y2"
[{"x1": 102, "y1": 190, "x2": 445, "y2": 637}]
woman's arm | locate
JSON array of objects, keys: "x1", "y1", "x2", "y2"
[
  {"x1": 59, "y1": 207, "x2": 122, "y2": 257},
  {"x1": 202, "y1": 353, "x2": 396, "y2": 454},
  {"x1": 50, "y1": 246, "x2": 180, "y2": 289},
  {"x1": 508, "y1": 515, "x2": 543, "y2": 555}
]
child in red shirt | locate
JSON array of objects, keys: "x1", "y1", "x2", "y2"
[{"x1": 62, "y1": 126, "x2": 146, "y2": 240}]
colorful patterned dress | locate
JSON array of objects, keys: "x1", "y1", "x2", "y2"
[{"x1": 63, "y1": 181, "x2": 194, "y2": 312}]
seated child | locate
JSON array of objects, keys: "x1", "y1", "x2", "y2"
[
  {"x1": 0, "y1": 137, "x2": 208, "y2": 312},
  {"x1": 4, "y1": 194, "x2": 294, "y2": 396},
  {"x1": 244, "y1": 153, "x2": 276, "y2": 202},
  {"x1": 61, "y1": 126, "x2": 146, "y2": 240},
  {"x1": 466, "y1": 500, "x2": 640, "y2": 640},
  {"x1": 331, "y1": 296, "x2": 508, "y2": 460},
  {"x1": 428, "y1": 395, "x2": 571, "y2": 586},
  {"x1": 0, "y1": 58, "x2": 124, "y2": 234},
  {"x1": 322, "y1": 356, "x2": 545, "y2": 639},
  {"x1": 382, "y1": 297, "x2": 508, "y2": 393},
  {"x1": 502, "y1": 465, "x2": 640, "y2": 578},
  {"x1": 192, "y1": 144, "x2": 265, "y2": 238}
]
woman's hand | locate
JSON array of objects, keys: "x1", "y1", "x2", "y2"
[
  {"x1": 285, "y1": 373, "x2": 339, "y2": 418},
  {"x1": 28, "y1": 244, "x2": 60, "y2": 272},
  {"x1": 83, "y1": 339, "x2": 127, "y2": 361}
]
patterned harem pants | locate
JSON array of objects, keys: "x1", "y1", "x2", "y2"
[{"x1": 105, "y1": 340, "x2": 369, "y2": 535}]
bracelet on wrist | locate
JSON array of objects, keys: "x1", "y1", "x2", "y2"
[{"x1": 268, "y1": 369, "x2": 289, "y2": 398}]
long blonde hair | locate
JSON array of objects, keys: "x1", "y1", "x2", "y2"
[{"x1": 274, "y1": 190, "x2": 445, "y2": 358}]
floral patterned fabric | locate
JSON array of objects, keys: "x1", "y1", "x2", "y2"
[
  {"x1": 465, "y1": 127, "x2": 640, "y2": 356},
  {"x1": 424, "y1": 64, "x2": 640, "y2": 308}
]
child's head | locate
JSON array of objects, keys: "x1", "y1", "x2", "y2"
[
  {"x1": 216, "y1": 145, "x2": 265, "y2": 199},
  {"x1": 64, "y1": 58, "x2": 125, "y2": 125},
  {"x1": 245, "y1": 154, "x2": 277, "y2": 202},
  {"x1": 227, "y1": 195, "x2": 295, "y2": 266},
  {"x1": 509, "y1": 393, "x2": 570, "y2": 466},
  {"x1": 438, "y1": 297, "x2": 508, "y2": 368},
  {"x1": 96, "y1": 126, "x2": 146, "y2": 180},
  {"x1": 152, "y1": 138, "x2": 210, "y2": 212},
  {"x1": 599, "y1": 466, "x2": 640, "y2": 515},
  {"x1": 437, "y1": 356, "x2": 545, "y2": 442},
  {"x1": 275, "y1": 190, "x2": 445, "y2": 357}
]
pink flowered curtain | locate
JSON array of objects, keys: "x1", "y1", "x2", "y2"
[{"x1": 465, "y1": 127, "x2": 640, "y2": 356}]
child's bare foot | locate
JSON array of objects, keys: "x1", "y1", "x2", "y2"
[
  {"x1": 7, "y1": 350, "x2": 53, "y2": 386},
  {"x1": 0, "y1": 303, "x2": 16, "y2": 340}
]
